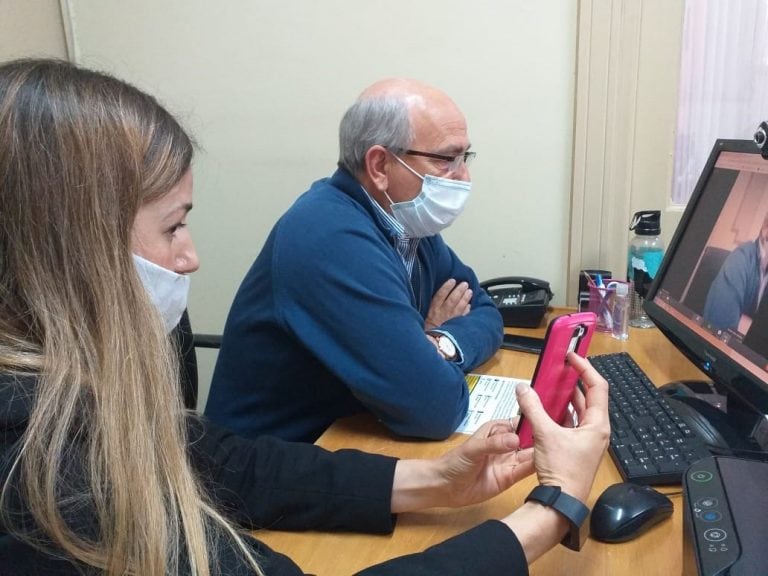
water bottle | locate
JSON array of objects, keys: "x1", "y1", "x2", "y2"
[
  {"x1": 611, "y1": 281, "x2": 630, "y2": 341},
  {"x1": 627, "y1": 210, "x2": 664, "y2": 328}
]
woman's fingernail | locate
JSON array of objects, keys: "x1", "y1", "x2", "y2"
[{"x1": 516, "y1": 383, "x2": 530, "y2": 395}]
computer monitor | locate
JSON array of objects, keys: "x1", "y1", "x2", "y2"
[{"x1": 645, "y1": 138, "x2": 768, "y2": 451}]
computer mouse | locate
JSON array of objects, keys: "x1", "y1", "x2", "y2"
[{"x1": 590, "y1": 482, "x2": 673, "y2": 543}]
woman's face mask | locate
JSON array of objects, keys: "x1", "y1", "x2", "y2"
[
  {"x1": 133, "y1": 254, "x2": 190, "y2": 332},
  {"x1": 385, "y1": 154, "x2": 472, "y2": 238}
]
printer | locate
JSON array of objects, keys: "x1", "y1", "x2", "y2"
[{"x1": 682, "y1": 456, "x2": 768, "y2": 575}]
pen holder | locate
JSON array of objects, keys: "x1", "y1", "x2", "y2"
[
  {"x1": 578, "y1": 269, "x2": 612, "y2": 313},
  {"x1": 588, "y1": 282, "x2": 630, "y2": 338},
  {"x1": 588, "y1": 285, "x2": 616, "y2": 333}
]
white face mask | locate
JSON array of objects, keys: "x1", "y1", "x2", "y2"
[
  {"x1": 386, "y1": 155, "x2": 471, "y2": 238},
  {"x1": 132, "y1": 254, "x2": 190, "y2": 333}
]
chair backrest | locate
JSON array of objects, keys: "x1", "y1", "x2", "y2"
[
  {"x1": 683, "y1": 246, "x2": 730, "y2": 314},
  {"x1": 173, "y1": 309, "x2": 222, "y2": 411},
  {"x1": 192, "y1": 333, "x2": 222, "y2": 349},
  {"x1": 174, "y1": 310, "x2": 199, "y2": 410}
]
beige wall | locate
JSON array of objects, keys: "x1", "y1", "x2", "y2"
[
  {"x1": 62, "y1": 0, "x2": 579, "y2": 408},
  {"x1": 0, "y1": 0, "x2": 68, "y2": 60},
  {"x1": 1, "y1": 2, "x2": 684, "y2": 409}
]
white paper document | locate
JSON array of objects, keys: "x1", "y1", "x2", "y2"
[{"x1": 456, "y1": 373, "x2": 530, "y2": 435}]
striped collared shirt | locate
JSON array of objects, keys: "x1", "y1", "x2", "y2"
[
  {"x1": 360, "y1": 185, "x2": 463, "y2": 362},
  {"x1": 361, "y1": 186, "x2": 420, "y2": 278}
]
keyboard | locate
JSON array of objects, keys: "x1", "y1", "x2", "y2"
[{"x1": 590, "y1": 352, "x2": 712, "y2": 485}]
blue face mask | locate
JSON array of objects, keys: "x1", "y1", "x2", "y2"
[
  {"x1": 385, "y1": 155, "x2": 472, "y2": 238},
  {"x1": 132, "y1": 254, "x2": 190, "y2": 332}
]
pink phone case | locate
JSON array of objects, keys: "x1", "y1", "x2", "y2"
[{"x1": 516, "y1": 312, "x2": 597, "y2": 449}]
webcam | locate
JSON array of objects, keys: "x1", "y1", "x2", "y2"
[{"x1": 754, "y1": 121, "x2": 768, "y2": 157}]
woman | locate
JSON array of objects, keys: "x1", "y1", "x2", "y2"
[{"x1": 0, "y1": 58, "x2": 609, "y2": 575}]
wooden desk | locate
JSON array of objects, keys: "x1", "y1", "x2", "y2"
[{"x1": 257, "y1": 309, "x2": 706, "y2": 575}]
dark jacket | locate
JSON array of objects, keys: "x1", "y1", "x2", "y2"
[{"x1": 0, "y1": 373, "x2": 527, "y2": 575}]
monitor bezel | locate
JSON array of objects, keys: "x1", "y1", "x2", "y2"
[{"x1": 644, "y1": 138, "x2": 768, "y2": 416}]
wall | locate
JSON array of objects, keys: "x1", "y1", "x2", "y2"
[
  {"x1": 0, "y1": 2, "x2": 686, "y2": 410},
  {"x1": 0, "y1": 0, "x2": 67, "y2": 60},
  {"x1": 62, "y1": 0, "x2": 578, "y2": 408}
]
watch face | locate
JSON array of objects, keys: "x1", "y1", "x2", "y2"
[{"x1": 438, "y1": 336, "x2": 456, "y2": 358}]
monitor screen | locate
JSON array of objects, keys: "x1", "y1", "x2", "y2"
[{"x1": 645, "y1": 139, "x2": 768, "y2": 418}]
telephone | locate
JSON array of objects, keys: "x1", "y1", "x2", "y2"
[{"x1": 480, "y1": 276, "x2": 553, "y2": 328}]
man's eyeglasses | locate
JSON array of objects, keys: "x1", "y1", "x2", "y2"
[{"x1": 400, "y1": 149, "x2": 476, "y2": 172}]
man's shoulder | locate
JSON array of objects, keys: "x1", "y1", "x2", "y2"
[
  {"x1": 728, "y1": 240, "x2": 760, "y2": 264},
  {"x1": 736, "y1": 238, "x2": 760, "y2": 252},
  {"x1": 276, "y1": 180, "x2": 381, "y2": 245},
  {"x1": 285, "y1": 177, "x2": 366, "y2": 220}
]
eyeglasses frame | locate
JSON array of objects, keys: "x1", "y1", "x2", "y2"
[{"x1": 398, "y1": 148, "x2": 476, "y2": 169}]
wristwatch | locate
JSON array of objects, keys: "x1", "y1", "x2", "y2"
[
  {"x1": 432, "y1": 334, "x2": 457, "y2": 361},
  {"x1": 525, "y1": 485, "x2": 589, "y2": 551}
]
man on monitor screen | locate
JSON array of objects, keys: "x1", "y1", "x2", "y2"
[{"x1": 703, "y1": 212, "x2": 768, "y2": 333}]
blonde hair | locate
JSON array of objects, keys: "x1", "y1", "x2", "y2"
[{"x1": 0, "y1": 59, "x2": 261, "y2": 575}]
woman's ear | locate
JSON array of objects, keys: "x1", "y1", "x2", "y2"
[{"x1": 364, "y1": 145, "x2": 390, "y2": 192}]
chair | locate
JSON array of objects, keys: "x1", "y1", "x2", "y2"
[
  {"x1": 684, "y1": 246, "x2": 730, "y2": 314},
  {"x1": 192, "y1": 333, "x2": 222, "y2": 349},
  {"x1": 175, "y1": 310, "x2": 222, "y2": 411}
]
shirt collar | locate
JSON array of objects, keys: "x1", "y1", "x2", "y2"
[{"x1": 360, "y1": 185, "x2": 407, "y2": 238}]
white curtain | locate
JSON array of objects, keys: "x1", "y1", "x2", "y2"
[{"x1": 672, "y1": 0, "x2": 768, "y2": 205}]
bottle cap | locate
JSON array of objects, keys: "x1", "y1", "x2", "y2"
[{"x1": 629, "y1": 210, "x2": 661, "y2": 236}]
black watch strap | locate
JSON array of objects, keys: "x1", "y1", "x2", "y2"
[{"x1": 525, "y1": 485, "x2": 589, "y2": 551}]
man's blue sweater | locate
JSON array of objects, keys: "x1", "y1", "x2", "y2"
[
  {"x1": 205, "y1": 168, "x2": 503, "y2": 442},
  {"x1": 703, "y1": 239, "x2": 761, "y2": 331}
]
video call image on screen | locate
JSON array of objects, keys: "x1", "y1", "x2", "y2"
[{"x1": 652, "y1": 150, "x2": 768, "y2": 378}]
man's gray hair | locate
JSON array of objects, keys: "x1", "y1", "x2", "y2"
[{"x1": 338, "y1": 95, "x2": 413, "y2": 174}]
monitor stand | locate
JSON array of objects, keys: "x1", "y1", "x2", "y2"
[{"x1": 660, "y1": 380, "x2": 766, "y2": 453}]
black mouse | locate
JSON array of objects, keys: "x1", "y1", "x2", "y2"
[{"x1": 590, "y1": 482, "x2": 673, "y2": 543}]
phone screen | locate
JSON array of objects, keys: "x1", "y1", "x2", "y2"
[{"x1": 515, "y1": 312, "x2": 596, "y2": 449}]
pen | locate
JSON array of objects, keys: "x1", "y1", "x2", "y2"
[
  {"x1": 583, "y1": 271, "x2": 598, "y2": 289},
  {"x1": 595, "y1": 274, "x2": 613, "y2": 330}
]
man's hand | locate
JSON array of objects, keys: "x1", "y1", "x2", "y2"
[{"x1": 424, "y1": 279, "x2": 472, "y2": 331}]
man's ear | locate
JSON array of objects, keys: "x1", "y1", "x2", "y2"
[{"x1": 364, "y1": 145, "x2": 390, "y2": 192}]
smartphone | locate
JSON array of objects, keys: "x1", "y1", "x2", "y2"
[
  {"x1": 501, "y1": 333, "x2": 545, "y2": 354},
  {"x1": 516, "y1": 312, "x2": 597, "y2": 449}
]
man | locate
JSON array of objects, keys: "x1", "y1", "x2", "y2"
[
  {"x1": 703, "y1": 212, "x2": 768, "y2": 333},
  {"x1": 205, "y1": 79, "x2": 504, "y2": 442}
]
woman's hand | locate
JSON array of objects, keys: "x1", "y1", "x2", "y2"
[
  {"x1": 391, "y1": 419, "x2": 534, "y2": 514},
  {"x1": 431, "y1": 419, "x2": 536, "y2": 508},
  {"x1": 390, "y1": 353, "x2": 609, "y2": 515},
  {"x1": 501, "y1": 352, "x2": 610, "y2": 563},
  {"x1": 515, "y1": 351, "x2": 610, "y2": 502}
]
